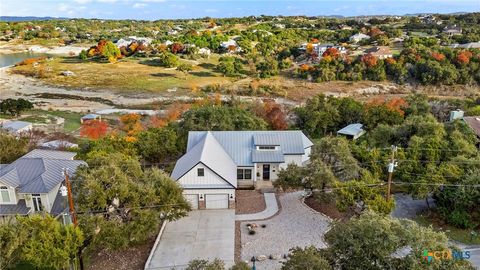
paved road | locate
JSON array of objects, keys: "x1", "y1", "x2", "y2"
[
  {"x1": 146, "y1": 210, "x2": 235, "y2": 270},
  {"x1": 467, "y1": 248, "x2": 480, "y2": 269},
  {"x1": 241, "y1": 192, "x2": 330, "y2": 270},
  {"x1": 236, "y1": 193, "x2": 278, "y2": 221},
  {"x1": 392, "y1": 193, "x2": 435, "y2": 218}
]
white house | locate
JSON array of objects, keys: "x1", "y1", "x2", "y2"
[
  {"x1": 350, "y1": 33, "x2": 371, "y2": 43},
  {"x1": 0, "y1": 149, "x2": 85, "y2": 220},
  {"x1": 171, "y1": 131, "x2": 313, "y2": 209},
  {"x1": 220, "y1": 39, "x2": 241, "y2": 53},
  {"x1": 0, "y1": 120, "x2": 32, "y2": 135},
  {"x1": 299, "y1": 43, "x2": 347, "y2": 58}
]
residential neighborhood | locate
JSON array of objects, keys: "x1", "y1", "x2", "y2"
[{"x1": 1, "y1": 2, "x2": 480, "y2": 270}]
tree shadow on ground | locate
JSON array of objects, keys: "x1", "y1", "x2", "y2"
[
  {"x1": 190, "y1": 71, "x2": 213, "y2": 77},
  {"x1": 139, "y1": 59, "x2": 164, "y2": 67},
  {"x1": 150, "y1": 73, "x2": 178, "y2": 78},
  {"x1": 197, "y1": 63, "x2": 216, "y2": 69}
]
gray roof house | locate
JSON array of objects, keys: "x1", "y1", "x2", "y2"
[
  {"x1": 80, "y1": 113, "x2": 101, "y2": 123},
  {"x1": 0, "y1": 120, "x2": 33, "y2": 135},
  {"x1": 171, "y1": 131, "x2": 313, "y2": 210},
  {"x1": 337, "y1": 123, "x2": 366, "y2": 140},
  {"x1": 0, "y1": 149, "x2": 85, "y2": 219}
]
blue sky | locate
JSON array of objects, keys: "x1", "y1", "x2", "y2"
[{"x1": 1, "y1": 0, "x2": 479, "y2": 20}]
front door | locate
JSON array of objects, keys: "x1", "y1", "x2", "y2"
[{"x1": 262, "y1": 164, "x2": 270, "y2": 180}]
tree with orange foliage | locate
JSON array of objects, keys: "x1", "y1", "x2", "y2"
[
  {"x1": 368, "y1": 28, "x2": 383, "y2": 38},
  {"x1": 431, "y1": 52, "x2": 445, "y2": 61},
  {"x1": 322, "y1": 47, "x2": 340, "y2": 59},
  {"x1": 311, "y1": 38, "x2": 319, "y2": 43},
  {"x1": 80, "y1": 120, "x2": 108, "y2": 140},
  {"x1": 170, "y1": 42, "x2": 184, "y2": 54},
  {"x1": 306, "y1": 43, "x2": 314, "y2": 54},
  {"x1": 456, "y1": 50, "x2": 473, "y2": 65},
  {"x1": 253, "y1": 99, "x2": 288, "y2": 130},
  {"x1": 361, "y1": 53, "x2": 378, "y2": 68},
  {"x1": 150, "y1": 103, "x2": 190, "y2": 128},
  {"x1": 227, "y1": 44, "x2": 237, "y2": 52},
  {"x1": 119, "y1": 113, "x2": 143, "y2": 140}
]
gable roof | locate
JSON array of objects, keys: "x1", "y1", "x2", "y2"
[
  {"x1": 0, "y1": 150, "x2": 85, "y2": 193},
  {"x1": 1, "y1": 120, "x2": 32, "y2": 132},
  {"x1": 171, "y1": 132, "x2": 237, "y2": 187},
  {"x1": 337, "y1": 123, "x2": 365, "y2": 136},
  {"x1": 464, "y1": 117, "x2": 480, "y2": 137}
]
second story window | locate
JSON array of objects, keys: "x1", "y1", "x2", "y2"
[
  {"x1": 0, "y1": 186, "x2": 10, "y2": 203},
  {"x1": 197, "y1": 168, "x2": 205, "y2": 177}
]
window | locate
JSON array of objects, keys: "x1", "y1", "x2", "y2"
[
  {"x1": 32, "y1": 194, "x2": 43, "y2": 212},
  {"x1": 237, "y1": 169, "x2": 252, "y2": 180},
  {"x1": 197, "y1": 168, "x2": 205, "y2": 177},
  {"x1": 258, "y1": 146, "x2": 276, "y2": 150},
  {"x1": 0, "y1": 186, "x2": 10, "y2": 203}
]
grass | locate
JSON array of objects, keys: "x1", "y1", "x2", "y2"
[
  {"x1": 4, "y1": 110, "x2": 82, "y2": 133},
  {"x1": 45, "y1": 110, "x2": 82, "y2": 132},
  {"x1": 11, "y1": 55, "x2": 233, "y2": 94},
  {"x1": 415, "y1": 214, "x2": 480, "y2": 245}
]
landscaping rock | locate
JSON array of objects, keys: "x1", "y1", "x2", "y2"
[
  {"x1": 61, "y1": 70, "x2": 75, "y2": 76},
  {"x1": 257, "y1": 255, "x2": 268, "y2": 261}
]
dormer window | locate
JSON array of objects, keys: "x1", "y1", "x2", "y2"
[{"x1": 257, "y1": 146, "x2": 276, "y2": 150}]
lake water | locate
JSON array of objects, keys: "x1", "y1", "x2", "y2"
[{"x1": 0, "y1": 52, "x2": 51, "y2": 68}]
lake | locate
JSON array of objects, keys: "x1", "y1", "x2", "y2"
[{"x1": 0, "y1": 52, "x2": 52, "y2": 68}]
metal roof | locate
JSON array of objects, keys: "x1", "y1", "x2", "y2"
[
  {"x1": 0, "y1": 150, "x2": 86, "y2": 193},
  {"x1": 0, "y1": 199, "x2": 31, "y2": 215},
  {"x1": 337, "y1": 123, "x2": 365, "y2": 136},
  {"x1": 253, "y1": 134, "x2": 281, "y2": 146},
  {"x1": 171, "y1": 132, "x2": 237, "y2": 188},
  {"x1": 252, "y1": 150, "x2": 285, "y2": 163},
  {"x1": 186, "y1": 131, "x2": 313, "y2": 166},
  {"x1": 21, "y1": 149, "x2": 76, "y2": 160},
  {"x1": 81, "y1": 113, "x2": 100, "y2": 119},
  {"x1": 1, "y1": 120, "x2": 32, "y2": 132},
  {"x1": 464, "y1": 117, "x2": 480, "y2": 137}
]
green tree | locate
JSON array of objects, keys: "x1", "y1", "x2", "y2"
[
  {"x1": 0, "y1": 220, "x2": 27, "y2": 270},
  {"x1": 186, "y1": 259, "x2": 225, "y2": 270},
  {"x1": 74, "y1": 152, "x2": 190, "y2": 250},
  {"x1": 295, "y1": 95, "x2": 340, "y2": 138},
  {"x1": 79, "y1": 49, "x2": 88, "y2": 60},
  {"x1": 135, "y1": 127, "x2": 180, "y2": 163},
  {"x1": 0, "y1": 98, "x2": 33, "y2": 116},
  {"x1": 256, "y1": 57, "x2": 279, "y2": 78},
  {"x1": 282, "y1": 246, "x2": 331, "y2": 270},
  {"x1": 177, "y1": 63, "x2": 193, "y2": 79},
  {"x1": 18, "y1": 214, "x2": 84, "y2": 270},
  {"x1": 101, "y1": 40, "x2": 121, "y2": 63},
  {"x1": 158, "y1": 51, "x2": 179, "y2": 67},
  {"x1": 325, "y1": 211, "x2": 475, "y2": 270},
  {"x1": 275, "y1": 163, "x2": 305, "y2": 190},
  {"x1": 0, "y1": 132, "x2": 29, "y2": 163}
]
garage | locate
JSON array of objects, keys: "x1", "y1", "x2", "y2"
[
  {"x1": 205, "y1": 194, "x2": 229, "y2": 209},
  {"x1": 184, "y1": 194, "x2": 198, "y2": 209}
]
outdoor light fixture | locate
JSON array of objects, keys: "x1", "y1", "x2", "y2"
[
  {"x1": 60, "y1": 185, "x2": 68, "y2": 197},
  {"x1": 229, "y1": 194, "x2": 233, "y2": 199}
]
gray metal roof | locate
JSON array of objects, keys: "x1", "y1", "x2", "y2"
[
  {"x1": 0, "y1": 150, "x2": 86, "y2": 193},
  {"x1": 21, "y1": 149, "x2": 76, "y2": 160},
  {"x1": 1, "y1": 120, "x2": 32, "y2": 132},
  {"x1": 252, "y1": 150, "x2": 285, "y2": 163},
  {"x1": 50, "y1": 191, "x2": 68, "y2": 216},
  {"x1": 171, "y1": 132, "x2": 237, "y2": 187},
  {"x1": 0, "y1": 199, "x2": 31, "y2": 215},
  {"x1": 81, "y1": 113, "x2": 100, "y2": 119},
  {"x1": 337, "y1": 124, "x2": 365, "y2": 136},
  {"x1": 186, "y1": 131, "x2": 313, "y2": 166}
]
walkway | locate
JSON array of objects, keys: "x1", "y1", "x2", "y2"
[{"x1": 236, "y1": 193, "x2": 278, "y2": 221}]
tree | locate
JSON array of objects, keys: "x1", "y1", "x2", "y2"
[
  {"x1": 275, "y1": 163, "x2": 305, "y2": 190},
  {"x1": 100, "y1": 40, "x2": 121, "y2": 63},
  {"x1": 282, "y1": 246, "x2": 331, "y2": 270},
  {"x1": 80, "y1": 120, "x2": 108, "y2": 140},
  {"x1": 18, "y1": 214, "x2": 84, "y2": 270},
  {"x1": 361, "y1": 53, "x2": 378, "y2": 68},
  {"x1": 295, "y1": 95, "x2": 340, "y2": 138},
  {"x1": 0, "y1": 98, "x2": 33, "y2": 116},
  {"x1": 79, "y1": 49, "x2": 88, "y2": 60},
  {"x1": 304, "y1": 158, "x2": 337, "y2": 191},
  {"x1": 177, "y1": 63, "x2": 193, "y2": 80},
  {"x1": 119, "y1": 113, "x2": 143, "y2": 141},
  {"x1": 0, "y1": 132, "x2": 28, "y2": 163},
  {"x1": 74, "y1": 152, "x2": 190, "y2": 250},
  {"x1": 135, "y1": 127, "x2": 180, "y2": 163},
  {"x1": 186, "y1": 259, "x2": 225, "y2": 270},
  {"x1": 256, "y1": 57, "x2": 278, "y2": 78},
  {"x1": 170, "y1": 42, "x2": 184, "y2": 54},
  {"x1": 158, "y1": 51, "x2": 179, "y2": 67},
  {"x1": 0, "y1": 220, "x2": 27, "y2": 270},
  {"x1": 324, "y1": 211, "x2": 475, "y2": 270}
]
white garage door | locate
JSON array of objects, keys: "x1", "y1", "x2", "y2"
[
  {"x1": 205, "y1": 194, "x2": 229, "y2": 209},
  {"x1": 184, "y1": 194, "x2": 198, "y2": 209}
]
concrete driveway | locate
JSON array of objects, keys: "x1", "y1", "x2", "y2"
[{"x1": 145, "y1": 210, "x2": 235, "y2": 270}]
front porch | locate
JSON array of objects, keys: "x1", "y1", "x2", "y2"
[{"x1": 237, "y1": 180, "x2": 274, "y2": 192}]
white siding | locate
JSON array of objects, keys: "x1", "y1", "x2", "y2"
[
  {"x1": 302, "y1": 147, "x2": 312, "y2": 163},
  {"x1": 44, "y1": 183, "x2": 61, "y2": 213},
  {"x1": 178, "y1": 163, "x2": 231, "y2": 188},
  {"x1": 280, "y1": 155, "x2": 303, "y2": 169}
]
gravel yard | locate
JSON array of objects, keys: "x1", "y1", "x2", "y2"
[{"x1": 240, "y1": 192, "x2": 330, "y2": 270}]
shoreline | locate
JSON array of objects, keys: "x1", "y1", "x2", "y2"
[{"x1": 0, "y1": 43, "x2": 89, "y2": 56}]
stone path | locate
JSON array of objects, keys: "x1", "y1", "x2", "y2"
[
  {"x1": 240, "y1": 192, "x2": 330, "y2": 270},
  {"x1": 236, "y1": 193, "x2": 278, "y2": 221}
]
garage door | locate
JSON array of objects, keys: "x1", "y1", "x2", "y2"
[
  {"x1": 184, "y1": 194, "x2": 198, "y2": 209},
  {"x1": 205, "y1": 194, "x2": 229, "y2": 209}
]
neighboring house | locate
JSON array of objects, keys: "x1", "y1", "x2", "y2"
[
  {"x1": 463, "y1": 117, "x2": 480, "y2": 147},
  {"x1": 115, "y1": 36, "x2": 153, "y2": 48},
  {"x1": 337, "y1": 123, "x2": 366, "y2": 140},
  {"x1": 364, "y1": 46, "x2": 393, "y2": 59},
  {"x1": 449, "y1": 110, "x2": 464, "y2": 122},
  {"x1": 198, "y1": 48, "x2": 211, "y2": 56},
  {"x1": 449, "y1": 41, "x2": 480, "y2": 49},
  {"x1": 443, "y1": 25, "x2": 462, "y2": 36},
  {"x1": 41, "y1": 140, "x2": 78, "y2": 149},
  {"x1": 350, "y1": 33, "x2": 371, "y2": 43},
  {"x1": 80, "y1": 113, "x2": 101, "y2": 123},
  {"x1": 0, "y1": 149, "x2": 86, "y2": 220},
  {"x1": 299, "y1": 43, "x2": 347, "y2": 57},
  {"x1": 220, "y1": 39, "x2": 241, "y2": 53},
  {"x1": 0, "y1": 120, "x2": 32, "y2": 135},
  {"x1": 171, "y1": 131, "x2": 313, "y2": 209}
]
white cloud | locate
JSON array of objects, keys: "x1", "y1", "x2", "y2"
[
  {"x1": 57, "y1": 3, "x2": 69, "y2": 12},
  {"x1": 74, "y1": 0, "x2": 92, "y2": 4},
  {"x1": 133, "y1": 3, "x2": 147, "y2": 8},
  {"x1": 97, "y1": 0, "x2": 117, "y2": 3},
  {"x1": 205, "y1": 8, "x2": 218, "y2": 13}
]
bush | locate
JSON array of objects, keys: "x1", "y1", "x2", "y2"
[{"x1": 447, "y1": 209, "x2": 472, "y2": 229}]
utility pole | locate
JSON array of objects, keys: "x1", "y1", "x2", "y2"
[
  {"x1": 63, "y1": 169, "x2": 84, "y2": 270},
  {"x1": 386, "y1": 145, "x2": 397, "y2": 201}
]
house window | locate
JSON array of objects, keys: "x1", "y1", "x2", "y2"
[
  {"x1": 197, "y1": 168, "x2": 205, "y2": 177},
  {"x1": 0, "y1": 186, "x2": 10, "y2": 203},
  {"x1": 258, "y1": 146, "x2": 276, "y2": 150},
  {"x1": 237, "y1": 169, "x2": 252, "y2": 180},
  {"x1": 32, "y1": 194, "x2": 43, "y2": 212}
]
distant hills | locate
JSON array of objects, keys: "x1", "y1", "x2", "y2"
[{"x1": 0, "y1": 16, "x2": 69, "y2": 22}]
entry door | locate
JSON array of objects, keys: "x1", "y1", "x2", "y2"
[{"x1": 263, "y1": 164, "x2": 270, "y2": 180}]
